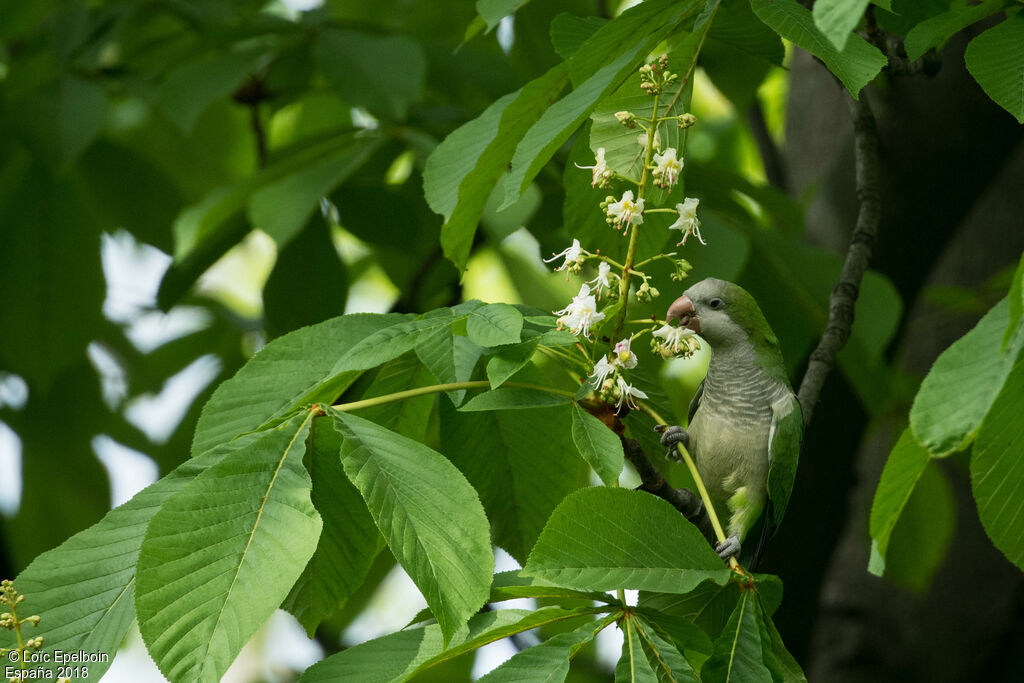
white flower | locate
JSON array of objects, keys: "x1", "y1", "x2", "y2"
[
  {"x1": 554, "y1": 284, "x2": 606, "y2": 339},
  {"x1": 652, "y1": 148, "x2": 683, "y2": 189},
  {"x1": 589, "y1": 356, "x2": 615, "y2": 388},
  {"x1": 606, "y1": 190, "x2": 645, "y2": 230},
  {"x1": 652, "y1": 323, "x2": 695, "y2": 355},
  {"x1": 575, "y1": 147, "x2": 611, "y2": 187},
  {"x1": 587, "y1": 261, "x2": 613, "y2": 298},
  {"x1": 615, "y1": 376, "x2": 648, "y2": 412},
  {"x1": 543, "y1": 238, "x2": 584, "y2": 273},
  {"x1": 612, "y1": 337, "x2": 638, "y2": 370},
  {"x1": 637, "y1": 129, "x2": 662, "y2": 153},
  {"x1": 668, "y1": 197, "x2": 705, "y2": 246}
]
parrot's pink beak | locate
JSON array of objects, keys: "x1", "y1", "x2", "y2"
[{"x1": 667, "y1": 295, "x2": 701, "y2": 334}]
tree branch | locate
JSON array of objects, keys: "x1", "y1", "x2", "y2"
[{"x1": 797, "y1": 92, "x2": 881, "y2": 426}]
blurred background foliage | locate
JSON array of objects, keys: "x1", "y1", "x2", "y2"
[{"x1": 1, "y1": 0, "x2": 1023, "y2": 680}]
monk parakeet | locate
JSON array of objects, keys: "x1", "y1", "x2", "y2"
[{"x1": 658, "y1": 278, "x2": 802, "y2": 566}]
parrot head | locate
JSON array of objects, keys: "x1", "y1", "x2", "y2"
[{"x1": 666, "y1": 278, "x2": 778, "y2": 351}]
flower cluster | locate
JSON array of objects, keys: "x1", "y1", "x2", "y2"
[
  {"x1": 588, "y1": 337, "x2": 649, "y2": 413},
  {"x1": 651, "y1": 323, "x2": 700, "y2": 359},
  {"x1": 538, "y1": 54, "x2": 712, "y2": 416},
  {"x1": 0, "y1": 579, "x2": 44, "y2": 663}
]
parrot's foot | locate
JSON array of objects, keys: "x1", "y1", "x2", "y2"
[
  {"x1": 655, "y1": 425, "x2": 689, "y2": 462},
  {"x1": 715, "y1": 535, "x2": 741, "y2": 561}
]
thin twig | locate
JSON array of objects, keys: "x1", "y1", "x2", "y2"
[{"x1": 797, "y1": 92, "x2": 881, "y2": 426}]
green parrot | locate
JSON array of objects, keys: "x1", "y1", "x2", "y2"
[{"x1": 658, "y1": 278, "x2": 802, "y2": 566}]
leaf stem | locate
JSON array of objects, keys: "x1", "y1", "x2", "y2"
[
  {"x1": 330, "y1": 381, "x2": 575, "y2": 412},
  {"x1": 633, "y1": 401, "x2": 740, "y2": 572}
]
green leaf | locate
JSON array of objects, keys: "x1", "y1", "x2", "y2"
[
  {"x1": 639, "y1": 581, "x2": 741, "y2": 642},
  {"x1": 441, "y1": 404, "x2": 588, "y2": 562},
  {"x1": 10, "y1": 76, "x2": 107, "y2": 170},
  {"x1": 750, "y1": 0, "x2": 886, "y2": 96},
  {"x1": 502, "y1": 0, "x2": 700, "y2": 208},
  {"x1": 423, "y1": 64, "x2": 570, "y2": 272},
  {"x1": 812, "y1": 0, "x2": 870, "y2": 51},
  {"x1": 869, "y1": 428, "x2": 931, "y2": 563},
  {"x1": 1005, "y1": 250, "x2": 1024, "y2": 349},
  {"x1": 550, "y1": 13, "x2": 607, "y2": 60},
  {"x1": 633, "y1": 607, "x2": 714, "y2": 672},
  {"x1": 910, "y1": 298, "x2": 1023, "y2": 456},
  {"x1": 328, "y1": 312, "x2": 455, "y2": 375},
  {"x1": 160, "y1": 132, "x2": 370, "y2": 308},
  {"x1": 966, "y1": 11, "x2": 1024, "y2": 123},
  {"x1": 0, "y1": 160, "x2": 104, "y2": 388},
  {"x1": 905, "y1": 0, "x2": 1009, "y2": 61},
  {"x1": 524, "y1": 488, "x2": 731, "y2": 593},
  {"x1": 191, "y1": 312, "x2": 410, "y2": 456},
  {"x1": 570, "y1": 402, "x2": 625, "y2": 486},
  {"x1": 283, "y1": 417, "x2": 382, "y2": 635},
  {"x1": 972, "y1": 359, "x2": 1024, "y2": 571},
  {"x1": 490, "y1": 570, "x2": 615, "y2": 604},
  {"x1": 262, "y1": 219, "x2": 349, "y2": 339},
  {"x1": 617, "y1": 619, "x2": 660, "y2": 683},
  {"x1": 331, "y1": 411, "x2": 494, "y2": 644},
  {"x1": 301, "y1": 608, "x2": 607, "y2": 682},
  {"x1": 248, "y1": 138, "x2": 379, "y2": 245},
  {"x1": 701, "y1": 592, "x2": 773, "y2": 683},
  {"x1": 137, "y1": 415, "x2": 322, "y2": 682},
  {"x1": 314, "y1": 29, "x2": 426, "y2": 118},
  {"x1": 349, "y1": 355, "x2": 437, "y2": 440},
  {"x1": 487, "y1": 339, "x2": 540, "y2": 388},
  {"x1": 882, "y1": 458, "x2": 955, "y2": 592},
  {"x1": 157, "y1": 48, "x2": 268, "y2": 132},
  {"x1": 459, "y1": 386, "x2": 572, "y2": 411},
  {"x1": 0, "y1": 444, "x2": 233, "y2": 679},
  {"x1": 632, "y1": 616, "x2": 701, "y2": 683},
  {"x1": 467, "y1": 303, "x2": 525, "y2": 347},
  {"x1": 416, "y1": 324, "x2": 484, "y2": 406},
  {"x1": 478, "y1": 0, "x2": 532, "y2": 32},
  {"x1": 479, "y1": 616, "x2": 615, "y2": 682},
  {"x1": 756, "y1": 598, "x2": 807, "y2": 682},
  {"x1": 708, "y1": 0, "x2": 785, "y2": 65}
]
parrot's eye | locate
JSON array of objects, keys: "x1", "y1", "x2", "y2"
[{"x1": 708, "y1": 298, "x2": 724, "y2": 310}]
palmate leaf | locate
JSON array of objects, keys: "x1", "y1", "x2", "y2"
[
  {"x1": 904, "y1": 0, "x2": 1009, "y2": 61},
  {"x1": 570, "y1": 402, "x2": 625, "y2": 486},
  {"x1": 0, "y1": 441, "x2": 241, "y2": 679},
  {"x1": 750, "y1": 0, "x2": 885, "y2": 97},
  {"x1": 524, "y1": 488, "x2": 731, "y2": 594},
  {"x1": 466, "y1": 302, "x2": 525, "y2": 347},
  {"x1": 283, "y1": 417, "x2": 383, "y2": 636},
  {"x1": 479, "y1": 616, "x2": 616, "y2": 682},
  {"x1": 301, "y1": 607, "x2": 612, "y2": 682},
  {"x1": 136, "y1": 414, "x2": 322, "y2": 682},
  {"x1": 441, "y1": 403, "x2": 588, "y2": 562},
  {"x1": 1005, "y1": 250, "x2": 1024, "y2": 349},
  {"x1": 331, "y1": 411, "x2": 493, "y2": 644},
  {"x1": 631, "y1": 616, "x2": 700, "y2": 683},
  {"x1": 191, "y1": 312, "x2": 411, "y2": 456},
  {"x1": 459, "y1": 386, "x2": 572, "y2": 411},
  {"x1": 965, "y1": 11, "x2": 1024, "y2": 124},
  {"x1": 423, "y1": 64, "x2": 570, "y2": 272},
  {"x1": 700, "y1": 592, "x2": 772, "y2": 683},
  {"x1": 910, "y1": 298, "x2": 1023, "y2": 456},
  {"x1": 811, "y1": 0, "x2": 870, "y2": 51},
  {"x1": 869, "y1": 428, "x2": 930, "y2": 563},
  {"x1": 972, "y1": 359, "x2": 1024, "y2": 571}
]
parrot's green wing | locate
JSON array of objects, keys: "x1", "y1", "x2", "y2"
[
  {"x1": 749, "y1": 391, "x2": 802, "y2": 568},
  {"x1": 686, "y1": 379, "x2": 704, "y2": 425},
  {"x1": 767, "y1": 392, "x2": 803, "y2": 529}
]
